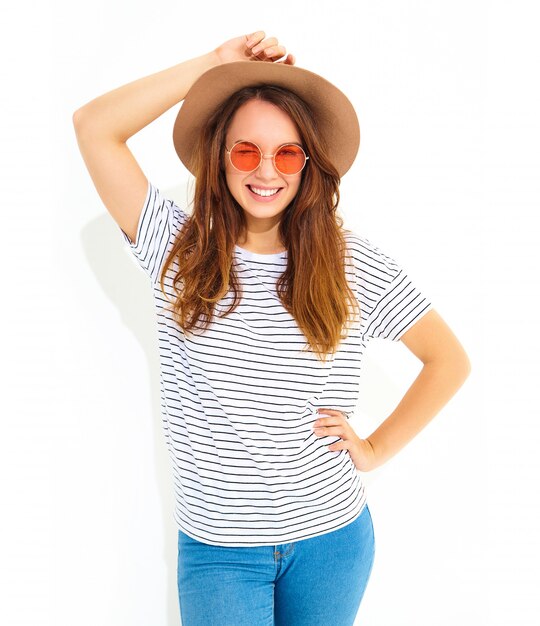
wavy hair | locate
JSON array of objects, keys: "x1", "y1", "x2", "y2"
[{"x1": 159, "y1": 84, "x2": 361, "y2": 363}]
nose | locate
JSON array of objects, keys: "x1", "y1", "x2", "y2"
[{"x1": 256, "y1": 154, "x2": 280, "y2": 179}]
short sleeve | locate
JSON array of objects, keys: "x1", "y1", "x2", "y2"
[
  {"x1": 119, "y1": 180, "x2": 189, "y2": 284},
  {"x1": 348, "y1": 234, "x2": 434, "y2": 342}
]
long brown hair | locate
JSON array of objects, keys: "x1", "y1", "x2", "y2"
[{"x1": 159, "y1": 84, "x2": 361, "y2": 363}]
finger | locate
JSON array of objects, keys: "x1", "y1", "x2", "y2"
[
  {"x1": 265, "y1": 39, "x2": 280, "y2": 53},
  {"x1": 265, "y1": 46, "x2": 289, "y2": 62},
  {"x1": 328, "y1": 441, "x2": 348, "y2": 452},
  {"x1": 283, "y1": 53, "x2": 296, "y2": 65},
  {"x1": 252, "y1": 46, "x2": 275, "y2": 61},
  {"x1": 251, "y1": 36, "x2": 278, "y2": 56},
  {"x1": 313, "y1": 415, "x2": 334, "y2": 426},
  {"x1": 275, "y1": 53, "x2": 295, "y2": 65},
  {"x1": 245, "y1": 31, "x2": 266, "y2": 48},
  {"x1": 314, "y1": 426, "x2": 343, "y2": 437},
  {"x1": 318, "y1": 409, "x2": 346, "y2": 419}
]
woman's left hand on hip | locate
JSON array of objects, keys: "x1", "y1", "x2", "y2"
[{"x1": 313, "y1": 409, "x2": 376, "y2": 472}]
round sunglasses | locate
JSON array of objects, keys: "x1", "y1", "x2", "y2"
[{"x1": 225, "y1": 140, "x2": 310, "y2": 176}]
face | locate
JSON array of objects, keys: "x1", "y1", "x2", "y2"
[{"x1": 224, "y1": 99, "x2": 304, "y2": 230}]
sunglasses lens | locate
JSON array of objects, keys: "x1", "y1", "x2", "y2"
[
  {"x1": 275, "y1": 145, "x2": 306, "y2": 175},
  {"x1": 229, "y1": 142, "x2": 261, "y2": 171}
]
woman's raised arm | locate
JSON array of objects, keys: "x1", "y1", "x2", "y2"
[{"x1": 72, "y1": 31, "x2": 294, "y2": 243}]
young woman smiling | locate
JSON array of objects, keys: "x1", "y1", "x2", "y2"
[{"x1": 73, "y1": 29, "x2": 471, "y2": 626}]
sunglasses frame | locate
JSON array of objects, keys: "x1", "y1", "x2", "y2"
[{"x1": 225, "y1": 140, "x2": 310, "y2": 176}]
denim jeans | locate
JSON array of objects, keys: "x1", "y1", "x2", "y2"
[{"x1": 177, "y1": 503, "x2": 376, "y2": 626}]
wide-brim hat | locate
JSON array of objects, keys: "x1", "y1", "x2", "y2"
[{"x1": 173, "y1": 60, "x2": 360, "y2": 178}]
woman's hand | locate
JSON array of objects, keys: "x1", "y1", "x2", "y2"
[
  {"x1": 214, "y1": 31, "x2": 296, "y2": 66},
  {"x1": 313, "y1": 409, "x2": 377, "y2": 472}
]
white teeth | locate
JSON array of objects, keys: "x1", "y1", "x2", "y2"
[{"x1": 249, "y1": 186, "x2": 280, "y2": 197}]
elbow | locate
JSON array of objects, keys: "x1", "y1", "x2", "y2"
[
  {"x1": 72, "y1": 108, "x2": 87, "y2": 137},
  {"x1": 455, "y1": 354, "x2": 472, "y2": 393},
  {"x1": 446, "y1": 353, "x2": 472, "y2": 386},
  {"x1": 464, "y1": 353, "x2": 472, "y2": 377},
  {"x1": 456, "y1": 344, "x2": 472, "y2": 379},
  {"x1": 72, "y1": 105, "x2": 97, "y2": 135},
  {"x1": 425, "y1": 347, "x2": 472, "y2": 382},
  {"x1": 72, "y1": 107, "x2": 84, "y2": 129}
]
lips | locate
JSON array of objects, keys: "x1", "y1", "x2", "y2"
[
  {"x1": 247, "y1": 184, "x2": 282, "y2": 193},
  {"x1": 246, "y1": 185, "x2": 284, "y2": 202}
]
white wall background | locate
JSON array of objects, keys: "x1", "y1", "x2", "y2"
[{"x1": 1, "y1": 1, "x2": 538, "y2": 625}]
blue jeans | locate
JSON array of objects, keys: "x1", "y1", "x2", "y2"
[{"x1": 177, "y1": 503, "x2": 376, "y2": 626}]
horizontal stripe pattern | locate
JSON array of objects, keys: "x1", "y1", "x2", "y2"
[
  {"x1": 119, "y1": 180, "x2": 433, "y2": 547},
  {"x1": 349, "y1": 236, "x2": 434, "y2": 341},
  {"x1": 120, "y1": 182, "x2": 181, "y2": 285}
]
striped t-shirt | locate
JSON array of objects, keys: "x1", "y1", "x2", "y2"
[{"x1": 119, "y1": 180, "x2": 433, "y2": 547}]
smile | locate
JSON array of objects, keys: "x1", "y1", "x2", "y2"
[{"x1": 246, "y1": 185, "x2": 284, "y2": 201}]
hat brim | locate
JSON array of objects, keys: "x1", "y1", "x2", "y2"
[{"x1": 173, "y1": 61, "x2": 360, "y2": 178}]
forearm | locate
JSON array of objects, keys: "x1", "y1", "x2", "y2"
[
  {"x1": 366, "y1": 359, "x2": 471, "y2": 470},
  {"x1": 73, "y1": 50, "x2": 220, "y2": 142}
]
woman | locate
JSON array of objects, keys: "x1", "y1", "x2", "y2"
[{"x1": 73, "y1": 30, "x2": 471, "y2": 626}]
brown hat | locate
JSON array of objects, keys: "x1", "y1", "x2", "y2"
[{"x1": 173, "y1": 60, "x2": 360, "y2": 178}]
